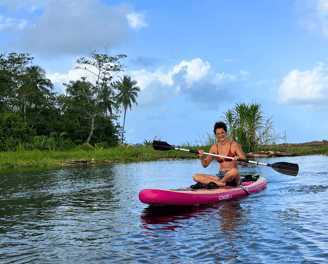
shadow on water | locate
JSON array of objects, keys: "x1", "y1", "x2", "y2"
[{"x1": 140, "y1": 200, "x2": 249, "y2": 233}]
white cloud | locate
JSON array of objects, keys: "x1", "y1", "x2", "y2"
[
  {"x1": 240, "y1": 70, "x2": 250, "y2": 76},
  {"x1": 277, "y1": 62, "x2": 328, "y2": 110},
  {"x1": 9, "y1": 0, "x2": 133, "y2": 55},
  {"x1": 126, "y1": 12, "x2": 148, "y2": 31},
  {"x1": 214, "y1": 72, "x2": 236, "y2": 83},
  {"x1": 48, "y1": 57, "x2": 239, "y2": 110},
  {"x1": 171, "y1": 58, "x2": 211, "y2": 84},
  {"x1": 296, "y1": 0, "x2": 328, "y2": 37},
  {"x1": 46, "y1": 64, "x2": 101, "y2": 94},
  {"x1": 0, "y1": 15, "x2": 30, "y2": 30},
  {"x1": 129, "y1": 58, "x2": 236, "y2": 110}
]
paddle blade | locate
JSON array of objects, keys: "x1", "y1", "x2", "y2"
[
  {"x1": 271, "y1": 162, "x2": 299, "y2": 176},
  {"x1": 153, "y1": 140, "x2": 174, "y2": 151}
]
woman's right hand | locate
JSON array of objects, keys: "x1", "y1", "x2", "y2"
[{"x1": 199, "y1": 150, "x2": 204, "y2": 158}]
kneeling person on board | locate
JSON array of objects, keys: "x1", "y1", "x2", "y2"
[{"x1": 191, "y1": 121, "x2": 248, "y2": 189}]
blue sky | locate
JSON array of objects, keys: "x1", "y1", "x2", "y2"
[{"x1": 1, "y1": 0, "x2": 328, "y2": 146}]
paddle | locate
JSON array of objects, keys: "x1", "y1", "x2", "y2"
[{"x1": 153, "y1": 140, "x2": 299, "y2": 176}]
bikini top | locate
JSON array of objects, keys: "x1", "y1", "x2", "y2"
[{"x1": 217, "y1": 142, "x2": 235, "y2": 163}]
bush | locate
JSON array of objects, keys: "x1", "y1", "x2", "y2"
[
  {"x1": 0, "y1": 113, "x2": 37, "y2": 152},
  {"x1": 95, "y1": 141, "x2": 109, "y2": 150},
  {"x1": 59, "y1": 138, "x2": 76, "y2": 151},
  {"x1": 81, "y1": 143, "x2": 95, "y2": 151}
]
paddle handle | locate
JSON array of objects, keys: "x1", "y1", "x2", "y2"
[
  {"x1": 178, "y1": 148, "x2": 268, "y2": 166},
  {"x1": 175, "y1": 148, "x2": 256, "y2": 163},
  {"x1": 237, "y1": 158, "x2": 267, "y2": 166}
]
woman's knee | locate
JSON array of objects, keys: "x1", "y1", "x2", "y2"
[
  {"x1": 193, "y1": 174, "x2": 201, "y2": 181},
  {"x1": 226, "y1": 168, "x2": 239, "y2": 177}
]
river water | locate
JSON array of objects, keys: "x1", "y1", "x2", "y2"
[{"x1": 1, "y1": 155, "x2": 328, "y2": 263}]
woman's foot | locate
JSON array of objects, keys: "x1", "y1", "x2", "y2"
[
  {"x1": 226, "y1": 180, "x2": 238, "y2": 187},
  {"x1": 206, "y1": 182, "x2": 220, "y2": 189},
  {"x1": 190, "y1": 182, "x2": 204, "y2": 189}
]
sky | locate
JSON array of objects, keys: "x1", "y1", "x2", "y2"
[{"x1": 1, "y1": 0, "x2": 328, "y2": 146}]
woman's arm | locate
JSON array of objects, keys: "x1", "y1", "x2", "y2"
[
  {"x1": 199, "y1": 145, "x2": 215, "y2": 168},
  {"x1": 233, "y1": 142, "x2": 248, "y2": 167}
]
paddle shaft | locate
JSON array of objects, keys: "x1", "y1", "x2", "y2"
[
  {"x1": 152, "y1": 140, "x2": 299, "y2": 176},
  {"x1": 174, "y1": 147, "x2": 268, "y2": 166}
]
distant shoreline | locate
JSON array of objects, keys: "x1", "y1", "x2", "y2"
[
  {"x1": 248, "y1": 140, "x2": 328, "y2": 159},
  {"x1": 265, "y1": 140, "x2": 328, "y2": 147},
  {"x1": 0, "y1": 140, "x2": 327, "y2": 173}
]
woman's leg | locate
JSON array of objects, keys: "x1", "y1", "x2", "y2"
[
  {"x1": 193, "y1": 173, "x2": 222, "y2": 186},
  {"x1": 220, "y1": 168, "x2": 240, "y2": 186},
  {"x1": 193, "y1": 169, "x2": 240, "y2": 187}
]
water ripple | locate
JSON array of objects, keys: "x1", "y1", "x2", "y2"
[{"x1": 1, "y1": 156, "x2": 328, "y2": 263}]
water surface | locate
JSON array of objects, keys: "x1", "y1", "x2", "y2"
[{"x1": 1, "y1": 155, "x2": 328, "y2": 263}]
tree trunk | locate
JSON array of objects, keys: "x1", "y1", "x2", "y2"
[
  {"x1": 23, "y1": 94, "x2": 26, "y2": 122},
  {"x1": 86, "y1": 114, "x2": 94, "y2": 144},
  {"x1": 121, "y1": 107, "x2": 127, "y2": 144}
]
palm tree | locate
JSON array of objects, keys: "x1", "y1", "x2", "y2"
[
  {"x1": 16, "y1": 66, "x2": 53, "y2": 121},
  {"x1": 114, "y1": 75, "x2": 141, "y2": 143},
  {"x1": 99, "y1": 84, "x2": 118, "y2": 117},
  {"x1": 25, "y1": 66, "x2": 53, "y2": 92},
  {"x1": 23, "y1": 66, "x2": 54, "y2": 111}
]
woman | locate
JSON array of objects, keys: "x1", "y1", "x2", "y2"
[{"x1": 191, "y1": 121, "x2": 248, "y2": 189}]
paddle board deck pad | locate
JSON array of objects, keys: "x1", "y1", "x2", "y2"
[{"x1": 139, "y1": 176, "x2": 267, "y2": 206}]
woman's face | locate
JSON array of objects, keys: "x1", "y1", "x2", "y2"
[{"x1": 215, "y1": 128, "x2": 227, "y2": 142}]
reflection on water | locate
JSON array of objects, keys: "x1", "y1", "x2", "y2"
[
  {"x1": 1, "y1": 155, "x2": 328, "y2": 263},
  {"x1": 141, "y1": 202, "x2": 245, "y2": 233}
]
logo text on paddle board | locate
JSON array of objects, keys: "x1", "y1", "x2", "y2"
[{"x1": 219, "y1": 194, "x2": 231, "y2": 200}]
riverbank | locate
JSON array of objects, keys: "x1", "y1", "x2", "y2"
[
  {"x1": 249, "y1": 140, "x2": 328, "y2": 158},
  {"x1": 0, "y1": 140, "x2": 327, "y2": 172},
  {"x1": 0, "y1": 145, "x2": 197, "y2": 172}
]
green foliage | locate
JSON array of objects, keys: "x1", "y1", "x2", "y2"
[
  {"x1": 114, "y1": 75, "x2": 141, "y2": 143},
  {"x1": 0, "y1": 52, "x2": 34, "y2": 113},
  {"x1": 257, "y1": 144, "x2": 328, "y2": 156},
  {"x1": 73, "y1": 49, "x2": 127, "y2": 144},
  {"x1": 81, "y1": 143, "x2": 95, "y2": 151},
  {"x1": 0, "y1": 141, "x2": 327, "y2": 171},
  {"x1": 58, "y1": 137, "x2": 75, "y2": 152},
  {"x1": 0, "y1": 113, "x2": 37, "y2": 151},
  {"x1": 0, "y1": 51, "x2": 133, "y2": 153},
  {"x1": 44, "y1": 132, "x2": 69, "y2": 151},
  {"x1": 223, "y1": 103, "x2": 278, "y2": 153},
  {"x1": 95, "y1": 141, "x2": 109, "y2": 150}
]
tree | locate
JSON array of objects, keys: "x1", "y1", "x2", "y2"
[
  {"x1": 224, "y1": 103, "x2": 277, "y2": 152},
  {"x1": 114, "y1": 75, "x2": 141, "y2": 143},
  {"x1": 98, "y1": 84, "x2": 119, "y2": 117},
  {"x1": 0, "y1": 112, "x2": 36, "y2": 152},
  {"x1": 73, "y1": 49, "x2": 126, "y2": 144},
  {"x1": 0, "y1": 52, "x2": 34, "y2": 113},
  {"x1": 63, "y1": 78, "x2": 98, "y2": 143},
  {"x1": 25, "y1": 66, "x2": 53, "y2": 92},
  {"x1": 18, "y1": 65, "x2": 53, "y2": 121}
]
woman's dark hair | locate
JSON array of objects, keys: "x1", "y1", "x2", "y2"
[{"x1": 214, "y1": 121, "x2": 227, "y2": 134}]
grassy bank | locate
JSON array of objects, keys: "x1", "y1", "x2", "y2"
[
  {"x1": 1, "y1": 142, "x2": 327, "y2": 172},
  {"x1": 257, "y1": 143, "x2": 328, "y2": 156},
  {"x1": 0, "y1": 145, "x2": 203, "y2": 171}
]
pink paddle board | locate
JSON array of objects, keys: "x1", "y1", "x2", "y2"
[{"x1": 139, "y1": 177, "x2": 267, "y2": 206}]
